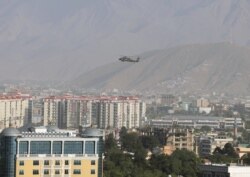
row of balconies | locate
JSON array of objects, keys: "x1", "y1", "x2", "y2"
[
  {"x1": 42, "y1": 165, "x2": 71, "y2": 169},
  {"x1": 17, "y1": 154, "x2": 98, "y2": 158}
]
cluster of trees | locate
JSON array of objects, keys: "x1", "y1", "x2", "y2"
[
  {"x1": 150, "y1": 150, "x2": 200, "y2": 177},
  {"x1": 241, "y1": 153, "x2": 250, "y2": 165},
  {"x1": 104, "y1": 127, "x2": 201, "y2": 177},
  {"x1": 206, "y1": 143, "x2": 239, "y2": 163}
]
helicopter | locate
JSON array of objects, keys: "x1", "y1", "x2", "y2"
[{"x1": 118, "y1": 56, "x2": 140, "y2": 62}]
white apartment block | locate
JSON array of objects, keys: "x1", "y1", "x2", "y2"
[
  {"x1": 43, "y1": 96, "x2": 93, "y2": 129},
  {"x1": 43, "y1": 96, "x2": 146, "y2": 130},
  {"x1": 43, "y1": 97, "x2": 61, "y2": 126},
  {"x1": 96, "y1": 96, "x2": 145, "y2": 129},
  {"x1": 0, "y1": 93, "x2": 32, "y2": 129},
  {"x1": 150, "y1": 116, "x2": 245, "y2": 129}
]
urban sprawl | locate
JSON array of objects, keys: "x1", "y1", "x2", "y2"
[{"x1": 1, "y1": 87, "x2": 250, "y2": 177}]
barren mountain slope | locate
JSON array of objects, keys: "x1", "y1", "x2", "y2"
[
  {"x1": 73, "y1": 43, "x2": 250, "y2": 95},
  {"x1": 1, "y1": 0, "x2": 250, "y2": 81}
]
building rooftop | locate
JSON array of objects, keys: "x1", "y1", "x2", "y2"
[
  {"x1": 82, "y1": 128, "x2": 103, "y2": 137},
  {"x1": 44, "y1": 95, "x2": 140, "y2": 101},
  {"x1": 1, "y1": 127, "x2": 20, "y2": 136}
]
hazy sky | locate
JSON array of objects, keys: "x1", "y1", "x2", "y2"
[{"x1": 0, "y1": 0, "x2": 249, "y2": 81}]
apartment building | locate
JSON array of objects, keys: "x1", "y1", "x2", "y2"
[
  {"x1": 43, "y1": 96, "x2": 61, "y2": 126},
  {"x1": 0, "y1": 93, "x2": 32, "y2": 129},
  {"x1": 165, "y1": 128, "x2": 195, "y2": 154},
  {"x1": 0, "y1": 127, "x2": 104, "y2": 177},
  {"x1": 43, "y1": 96, "x2": 146, "y2": 130},
  {"x1": 198, "y1": 137, "x2": 213, "y2": 157},
  {"x1": 96, "y1": 96, "x2": 146, "y2": 129},
  {"x1": 196, "y1": 98, "x2": 210, "y2": 108},
  {"x1": 43, "y1": 96, "x2": 93, "y2": 129},
  {"x1": 198, "y1": 135, "x2": 234, "y2": 157},
  {"x1": 150, "y1": 116, "x2": 245, "y2": 129},
  {"x1": 32, "y1": 99, "x2": 43, "y2": 124}
]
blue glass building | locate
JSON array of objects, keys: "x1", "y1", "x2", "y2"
[
  {"x1": 0, "y1": 128, "x2": 20, "y2": 177},
  {"x1": 0, "y1": 127, "x2": 104, "y2": 177}
]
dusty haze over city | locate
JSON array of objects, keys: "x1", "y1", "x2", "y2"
[
  {"x1": 2, "y1": 2, "x2": 250, "y2": 177},
  {"x1": 1, "y1": 0, "x2": 250, "y2": 95}
]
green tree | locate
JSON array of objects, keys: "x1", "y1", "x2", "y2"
[
  {"x1": 134, "y1": 144, "x2": 147, "y2": 166},
  {"x1": 170, "y1": 149, "x2": 200, "y2": 177},
  {"x1": 105, "y1": 128, "x2": 202, "y2": 177},
  {"x1": 171, "y1": 158, "x2": 182, "y2": 176},
  {"x1": 105, "y1": 133, "x2": 117, "y2": 152},
  {"x1": 140, "y1": 136, "x2": 160, "y2": 150},
  {"x1": 210, "y1": 143, "x2": 239, "y2": 163},
  {"x1": 223, "y1": 143, "x2": 238, "y2": 158},
  {"x1": 150, "y1": 149, "x2": 200, "y2": 177},
  {"x1": 241, "y1": 153, "x2": 250, "y2": 165},
  {"x1": 120, "y1": 127, "x2": 127, "y2": 141},
  {"x1": 121, "y1": 132, "x2": 139, "y2": 152},
  {"x1": 150, "y1": 154, "x2": 171, "y2": 175},
  {"x1": 104, "y1": 150, "x2": 134, "y2": 177}
]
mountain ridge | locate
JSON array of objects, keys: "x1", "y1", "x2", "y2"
[
  {"x1": 72, "y1": 43, "x2": 250, "y2": 95},
  {"x1": 1, "y1": 0, "x2": 250, "y2": 81}
]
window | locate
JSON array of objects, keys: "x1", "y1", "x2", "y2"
[
  {"x1": 19, "y1": 141, "x2": 28, "y2": 154},
  {"x1": 73, "y1": 169, "x2": 81, "y2": 174},
  {"x1": 30, "y1": 141, "x2": 51, "y2": 154},
  {"x1": 64, "y1": 141, "x2": 83, "y2": 154},
  {"x1": 85, "y1": 141, "x2": 95, "y2": 154},
  {"x1": 91, "y1": 169, "x2": 95, "y2": 174},
  {"x1": 91, "y1": 160, "x2": 95, "y2": 165},
  {"x1": 19, "y1": 161, "x2": 24, "y2": 166},
  {"x1": 33, "y1": 170, "x2": 39, "y2": 175},
  {"x1": 44, "y1": 160, "x2": 49, "y2": 165},
  {"x1": 55, "y1": 160, "x2": 60, "y2": 165},
  {"x1": 19, "y1": 170, "x2": 24, "y2": 175},
  {"x1": 55, "y1": 170, "x2": 60, "y2": 174},
  {"x1": 65, "y1": 169, "x2": 69, "y2": 174},
  {"x1": 33, "y1": 160, "x2": 39, "y2": 166},
  {"x1": 53, "y1": 141, "x2": 62, "y2": 154},
  {"x1": 44, "y1": 170, "x2": 49, "y2": 175},
  {"x1": 74, "y1": 160, "x2": 81, "y2": 165},
  {"x1": 65, "y1": 160, "x2": 69, "y2": 165}
]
